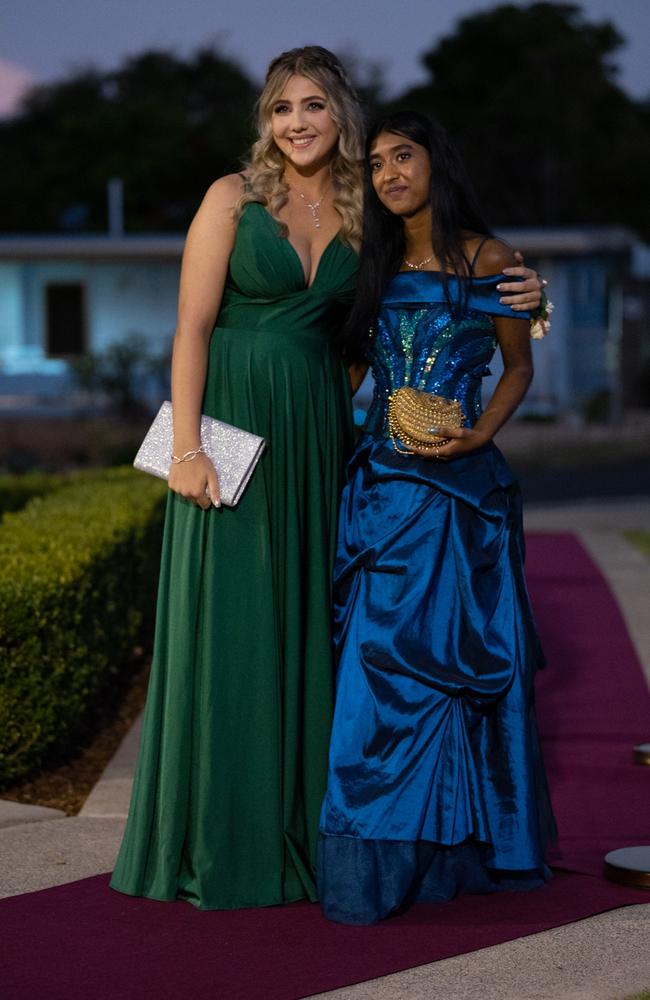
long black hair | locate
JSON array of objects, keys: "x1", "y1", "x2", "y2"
[{"x1": 339, "y1": 111, "x2": 493, "y2": 362}]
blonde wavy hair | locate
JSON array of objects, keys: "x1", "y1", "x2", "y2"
[{"x1": 235, "y1": 46, "x2": 365, "y2": 250}]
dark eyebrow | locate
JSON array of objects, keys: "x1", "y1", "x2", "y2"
[{"x1": 369, "y1": 142, "x2": 414, "y2": 158}]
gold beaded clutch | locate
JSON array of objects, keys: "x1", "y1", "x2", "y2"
[{"x1": 387, "y1": 386, "x2": 464, "y2": 455}]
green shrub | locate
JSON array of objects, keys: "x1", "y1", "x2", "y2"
[
  {"x1": 0, "y1": 469, "x2": 114, "y2": 519},
  {"x1": 0, "y1": 467, "x2": 167, "y2": 786},
  {"x1": 0, "y1": 472, "x2": 70, "y2": 518}
]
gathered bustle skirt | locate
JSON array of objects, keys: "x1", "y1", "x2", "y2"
[{"x1": 318, "y1": 435, "x2": 556, "y2": 924}]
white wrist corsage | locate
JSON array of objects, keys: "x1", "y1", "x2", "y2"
[{"x1": 530, "y1": 292, "x2": 553, "y2": 340}]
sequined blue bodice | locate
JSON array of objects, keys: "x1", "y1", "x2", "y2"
[{"x1": 364, "y1": 271, "x2": 528, "y2": 437}]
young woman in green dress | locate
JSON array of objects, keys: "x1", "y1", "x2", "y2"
[{"x1": 110, "y1": 46, "x2": 544, "y2": 910}]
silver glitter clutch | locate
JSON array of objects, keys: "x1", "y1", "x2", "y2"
[{"x1": 133, "y1": 401, "x2": 266, "y2": 507}]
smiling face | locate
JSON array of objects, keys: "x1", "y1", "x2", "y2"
[
  {"x1": 270, "y1": 74, "x2": 340, "y2": 172},
  {"x1": 368, "y1": 131, "x2": 432, "y2": 218}
]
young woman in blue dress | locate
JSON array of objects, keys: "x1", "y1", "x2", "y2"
[{"x1": 318, "y1": 110, "x2": 556, "y2": 924}]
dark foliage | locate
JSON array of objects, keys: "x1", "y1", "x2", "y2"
[
  {"x1": 1, "y1": 6, "x2": 649, "y2": 238},
  {"x1": 386, "y1": 3, "x2": 650, "y2": 239},
  {"x1": 1, "y1": 49, "x2": 257, "y2": 232}
]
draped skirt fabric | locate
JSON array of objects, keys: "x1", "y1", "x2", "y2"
[
  {"x1": 318, "y1": 435, "x2": 556, "y2": 924},
  {"x1": 110, "y1": 324, "x2": 353, "y2": 909}
]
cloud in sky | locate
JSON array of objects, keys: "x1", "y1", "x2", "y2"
[{"x1": 0, "y1": 57, "x2": 35, "y2": 117}]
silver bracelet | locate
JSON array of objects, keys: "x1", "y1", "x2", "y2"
[{"x1": 171, "y1": 446, "x2": 206, "y2": 464}]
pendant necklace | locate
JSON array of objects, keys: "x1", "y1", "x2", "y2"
[
  {"x1": 403, "y1": 253, "x2": 435, "y2": 270},
  {"x1": 295, "y1": 186, "x2": 329, "y2": 229}
]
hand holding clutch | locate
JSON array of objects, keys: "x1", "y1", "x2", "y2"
[
  {"x1": 168, "y1": 450, "x2": 221, "y2": 509},
  {"x1": 133, "y1": 401, "x2": 266, "y2": 508},
  {"x1": 387, "y1": 387, "x2": 464, "y2": 455}
]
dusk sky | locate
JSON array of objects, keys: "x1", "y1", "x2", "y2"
[{"x1": 2, "y1": 0, "x2": 649, "y2": 115}]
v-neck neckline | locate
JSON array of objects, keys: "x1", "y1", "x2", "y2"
[{"x1": 253, "y1": 203, "x2": 340, "y2": 290}]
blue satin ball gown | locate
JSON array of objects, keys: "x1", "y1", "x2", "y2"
[{"x1": 318, "y1": 270, "x2": 557, "y2": 924}]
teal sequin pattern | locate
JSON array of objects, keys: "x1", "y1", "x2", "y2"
[{"x1": 365, "y1": 298, "x2": 496, "y2": 439}]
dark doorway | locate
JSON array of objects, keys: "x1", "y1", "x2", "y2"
[{"x1": 46, "y1": 283, "x2": 86, "y2": 356}]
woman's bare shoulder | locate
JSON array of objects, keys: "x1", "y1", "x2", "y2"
[
  {"x1": 202, "y1": 173, "x2": 245, "y2": 209},
  {"x1": 470, "y1": 237, "x2": 519, "y2": 277}
]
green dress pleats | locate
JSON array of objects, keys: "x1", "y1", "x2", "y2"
[{"x1": 110, "y1": 205, "x2": 357, "y2": 908}]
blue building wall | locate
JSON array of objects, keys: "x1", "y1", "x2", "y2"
[
  {"x1": 0, "y1": 229, "x2": 644, "y2": 418},
  {"x1": 0, "y1": 257, "x2": 179, "y2": 372},
  {"x1": 481, "y1": 253, "x2": 626, "y2": 417}
]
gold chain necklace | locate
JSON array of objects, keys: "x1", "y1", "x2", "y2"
[{"x1": 403, "y1": 253, "x2": 435, "y2": 270}]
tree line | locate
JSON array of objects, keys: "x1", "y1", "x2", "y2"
[{"x1": 2, "y1": 2, "x2": 649, "y2": 239}]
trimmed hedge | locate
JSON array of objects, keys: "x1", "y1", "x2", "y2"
[
  {"x1": 0, "y1": 472, "x2": 70, "y2": 518},
  {"x1": 0, "y1": 470, "x2": 118, "y2": 519},
  {"x1": 0, "y1": 467, "x2": 167, "y2": 786}
]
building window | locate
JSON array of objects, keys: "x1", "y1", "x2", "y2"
[{"x1": 45, "y1": 283, "x2": 86, "y2": 356}]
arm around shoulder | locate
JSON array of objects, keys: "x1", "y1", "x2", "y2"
[
  {"x1": 479, "y1": 238, "x2": 545, "y2": 313},
  {"x1": 472, "y1": 238, "x2": 533, "y2": 414}
]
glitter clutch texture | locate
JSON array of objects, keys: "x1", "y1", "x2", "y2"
[{"x1": 133, "y1": 401, "x2": 266, "y2": 507}]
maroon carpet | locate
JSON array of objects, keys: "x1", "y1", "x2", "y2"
[
  {"x1": 2, "y1": 533, "x2": 649, "y2": 1000},
  {"x1": 529, "y1": 533, "x2": 650, "y2": 875}
]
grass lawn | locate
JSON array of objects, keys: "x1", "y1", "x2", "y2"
[{"x1": 625, "y1": 531, "x2": 650, "y2": 560}]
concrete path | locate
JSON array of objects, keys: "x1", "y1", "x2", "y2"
[{"x1": 1, "y1": 498, "x2": 649, "y2": 1000}]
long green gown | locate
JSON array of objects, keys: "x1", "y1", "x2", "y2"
[{"x1": 110, "y1": 203, "x2": 357, "y2": 909}]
